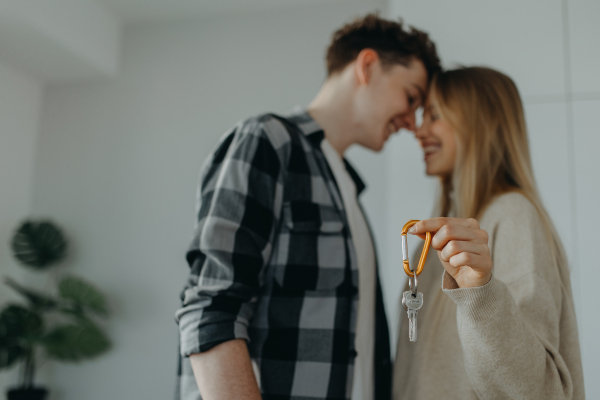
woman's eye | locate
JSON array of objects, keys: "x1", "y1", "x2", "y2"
[{"x1": 431, "y1": 113, "x2": 439, "y2": 122}]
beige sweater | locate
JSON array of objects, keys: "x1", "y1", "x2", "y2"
[{"x1": 393, "y1": 192, "x2": 584, "y2": 400}]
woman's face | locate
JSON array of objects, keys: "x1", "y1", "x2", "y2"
[{"x1": 415, "y1": 94, "x2": 458, "y2": 177}]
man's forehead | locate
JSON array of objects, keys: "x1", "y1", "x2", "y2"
[
  {"x1": 393, "y1": 59, "x2": 427, "y2": 89},
  {"x1": 411, "y1": 83, "x2": 426, "y2": 102},
  {"x1": 387, "y1": 61, "x2": 427, "y2": 83}
]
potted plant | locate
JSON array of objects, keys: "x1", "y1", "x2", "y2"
[{"x1": 0, "y1": 221, "x2": 111, "y2": 400}]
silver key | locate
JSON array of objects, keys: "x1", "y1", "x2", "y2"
[{"x1": 402, "y1": 290, "x2": 423, "y2": 342}]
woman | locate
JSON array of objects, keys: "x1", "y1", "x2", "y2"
[{"x1": 393, "y1": 67, "x2": 584, "y2": 399}]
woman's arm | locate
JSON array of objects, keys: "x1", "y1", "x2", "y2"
[{"x1": 411, "y1": 215, "x2": 578, "y2": 400}]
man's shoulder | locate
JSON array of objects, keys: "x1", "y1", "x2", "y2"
[
  {"x1": 233, "y1": 113, "x2": 298, "y2": 150},
  {"x1": 202, "y1": 113, "x2": 299, "y2": 172},
  {"x1": 204, "y1": 112, "x2": 312, "y2": 175}
]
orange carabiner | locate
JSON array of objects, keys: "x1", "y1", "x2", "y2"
[{"x1": 401, "y1": 220, "x2": 432, "y2": 278}]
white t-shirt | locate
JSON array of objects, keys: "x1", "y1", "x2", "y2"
[{"x1": 321, "y1": 139, "x2": 376, "y2": 400}]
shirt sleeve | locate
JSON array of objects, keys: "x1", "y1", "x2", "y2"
[
  {"x1": 442, "y1": 196, "x2": 580, "y2": 399},
  {"x1": 176, "y1": 117, "x2": 288, "y2": 356}
]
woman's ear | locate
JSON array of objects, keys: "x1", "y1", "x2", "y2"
[{"x1": 355, "y1": 49, "x2": 379, "y2": 86}]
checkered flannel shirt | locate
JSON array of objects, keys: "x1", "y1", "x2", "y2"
[{"x1": 175, "y1": 111, "x2": 391, "y2": 400}]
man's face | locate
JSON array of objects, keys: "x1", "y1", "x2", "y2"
[{"x1": 353, "y1": 58, "x2": 428, "y2": 151}]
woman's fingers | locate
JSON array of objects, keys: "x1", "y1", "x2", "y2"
[
  {"x1": 409, "y1": 217, "x2": 480, "y2": 235},
  {"x1": 409, "y1": 231, "x2": 429, "y2": 241},
  {"x1": 410, "y1": 217, "x2": 493, "y2": 288},
  {"x1": 431, "y1": 225, "x2": 489, "y2": 250},
  {"x1": 447, "y1": 251, "x2": 491, "y2": 273},
  {"x1": 410, "y1": 218, "x2": 488, "y2": 250},
  {"x1": 439, "y1": 240, "x2": 489, "y2": 262}
]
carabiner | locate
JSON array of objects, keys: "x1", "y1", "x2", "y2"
[{"x1": 401, "y1": 220, "x2": 432, "y2": 278}]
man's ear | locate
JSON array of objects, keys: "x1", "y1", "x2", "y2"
[{"x1": 355, "y1": 49, "x2": 380, "y2": 85}]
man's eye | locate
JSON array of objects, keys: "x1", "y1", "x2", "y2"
[{"x1": 431, "y1": 113, "x2": 439, "y2": 121}]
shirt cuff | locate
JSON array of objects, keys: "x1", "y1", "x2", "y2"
[
  {"x1": 178, "y1": 310, "x2": 250, "y2": 357},
  {"x1": 441, "y1": 272, "x2": 506, "y2": 324}
]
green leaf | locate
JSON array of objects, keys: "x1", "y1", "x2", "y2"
[
  {"x1": 58, "y1": 276, "x2": 108, "y2": 316},
  {"x1": 4, "y1": 278, "x2": 57, "y2": 311},
  {"x1": 11, "y1": 221, "x2": 67, "y2": 270},
  {"x1": 0, "y1": 305, "x2": 43, "y2": 339},
  {"x1": 0, "y1": 305, "x2": 42, "y2": 369},
  {"x1": 0, "y1": 335, "x2": 26, "y2": 369},
  {"x1": 43, "y1": 322, "x2": 110, "y2": 361}
]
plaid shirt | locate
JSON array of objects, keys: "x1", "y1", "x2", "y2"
[{"x1": 175, "y1": 111, "x2": 391, "y2": 400}]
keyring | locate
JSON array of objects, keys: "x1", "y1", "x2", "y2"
[
  {"x1": 401, "y1": 220, "x2": 432, "y2": 278},
  {"x1": 408, "y1": 272, "x2": 418, "y2": 294}
]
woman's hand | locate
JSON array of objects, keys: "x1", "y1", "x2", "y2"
[{"x1": 409, "y1": 217, "x2": 492, "y2": 288}]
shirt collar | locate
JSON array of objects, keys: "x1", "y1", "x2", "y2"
[
  {"x1": 286, "y1": 108, "x2": 324, "y2": 143},
  {"x1": 286, "y1": 108, "x2": 367, "y2": 196}
]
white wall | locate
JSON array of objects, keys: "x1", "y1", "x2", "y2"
[
  {"x1": 388, "y1": 0, "x2": 600, "y2": 397},
  {"x1": 0, "y1": 62, "x2": 43, "y2": 393},
  {"x1": 0, "y1": 0, "x2": 121, "y2": 82},
  {"x1": 5, "y1": 0, "x2": 597, "y2": 397},
  {"x1": 30, "y1": 2, "x2": 387, "y2": 399}
]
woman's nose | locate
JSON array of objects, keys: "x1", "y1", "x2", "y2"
[{"x1": 415, "y1": 121, "x2": 428, "y2": 139}]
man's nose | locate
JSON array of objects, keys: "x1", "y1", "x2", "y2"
[{"x1": 402, "y1": 112, "x2": 417, "y2": 132}]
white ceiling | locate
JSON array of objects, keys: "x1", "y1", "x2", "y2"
[
  {"x1": 0, "y1": 0, "x2": 119, "y2": 82},
  {"x1": 96, "y1": 0, "x2": 344, "y2": 24},
  {"x1": 0, "y1": 0, "x2": 363, "y2": 83}
]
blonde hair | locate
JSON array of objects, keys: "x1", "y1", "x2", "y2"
[{"x1": 431, "y1": 66, "x2": 566, "y2": 262}]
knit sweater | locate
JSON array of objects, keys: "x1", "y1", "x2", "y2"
[{"x1": 393, "y1": 192, "x2": 584, "y2": 400}]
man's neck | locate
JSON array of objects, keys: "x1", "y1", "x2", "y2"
[{"x1": 307, "y1": 73, "x2": 357, "y2": 157}]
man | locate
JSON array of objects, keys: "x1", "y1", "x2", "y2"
[{"x1": 176, "y1": 14, "x2": 441, "y2": 400}]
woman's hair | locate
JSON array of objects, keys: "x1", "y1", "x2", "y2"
[{"x1": 431, "y1": 66, "x2": 566, "y2": 261}]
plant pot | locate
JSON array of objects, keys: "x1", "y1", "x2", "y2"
[{"x1": 6, "y1": 387, "x2": 48, "y2": 400}]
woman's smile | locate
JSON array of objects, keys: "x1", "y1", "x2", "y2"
[{"x1": 421, "y1": 141, "x2": 442, "y2": 160}]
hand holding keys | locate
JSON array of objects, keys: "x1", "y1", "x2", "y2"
[
  {"x1": 400, "y1": 217, "x2": 493, "y2": 342},
  {"x1": 408, "y1": 217, "x2": 492, "y2": 289}
]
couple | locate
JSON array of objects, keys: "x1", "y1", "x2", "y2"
[{"x1": 175, "y1": 14, "x2": 584, "y2": 400}]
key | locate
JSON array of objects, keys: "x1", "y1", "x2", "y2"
[{"x1": 402, "y1": 290, "x2": 423, "y2": 342}]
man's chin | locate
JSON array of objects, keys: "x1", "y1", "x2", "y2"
[
  {"x1": 372, "y1": 135, "x2": 389, "y2": 152},
  {"x1": 373, "y1": 142, "x2": 386, "y2": 152},
  {"x1": 359, "y1": 140, "x2": 385, "y2": 152}
]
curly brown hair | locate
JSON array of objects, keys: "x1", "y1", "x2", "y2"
[{"x1": 326, "y1": 13, "x2": 441, "y2": 80}]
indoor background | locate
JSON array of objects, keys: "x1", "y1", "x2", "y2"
[{"x1": 0, "y1": 0, "x2": 598, "y2": 399}]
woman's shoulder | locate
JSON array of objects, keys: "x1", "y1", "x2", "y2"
[
  {"x1": 480, "y1": 191, "x2": 540, "y2": 227},
  {"x1": 479, "y1": 191, "x2": 553, "y2": 251},
  {"x1": 481, "y1": 193, "x2": 566, "y2": 296},
  {"x1": 480, "y1": 191, "x2": 555, "y2": 262}
]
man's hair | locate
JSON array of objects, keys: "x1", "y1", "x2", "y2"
[{"x1": 326, "y1": 13, "x2": 441, "y2": 80}]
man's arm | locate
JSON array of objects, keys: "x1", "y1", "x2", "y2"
[
  {"x1": 190, "y1": 339, "x2": 261, "y2": 400},
  {"x1": 176, "y1": 117, "x2": 289, "y2": 398}
]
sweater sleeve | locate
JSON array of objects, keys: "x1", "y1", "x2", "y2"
[{"x1": 442, "y1": 194, "x2": 577, "y2": 400}]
